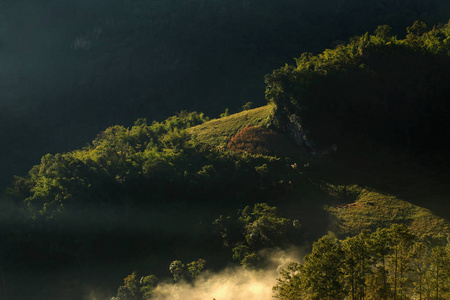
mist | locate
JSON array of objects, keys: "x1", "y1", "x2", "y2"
[
  {"x1": 154, "y1": 268, "x2": 277, "y2": 300},
  {"x1": 133, "y1": 248, "x2": 303, "y2": 300}
]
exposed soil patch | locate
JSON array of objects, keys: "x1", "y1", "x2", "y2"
[{"x1": 227, "y1": 125, "x2": 303, "y2": 158}]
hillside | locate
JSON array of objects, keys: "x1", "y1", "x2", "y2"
[
  {"x1": 188, "y1": 106, "x2": 450, "y2": 239},
  {"x1": 2, "y1": 0, "x2": 450, "y2": 188},
  {"x1": 2, "y1": 19, "x2": 450, "y2": 300},
  {"x1": 106, "y1": 105, "x2": 450, "y2": 300},
  {"x1": 265, "y1": 21, "x2": 450, "y2": 299},
  {"x1": 187, "y1": 105, "x2": 274, "y2": 148},
  {"x1": 3, "y1": 100, "x2": 449, "y2": 299}
]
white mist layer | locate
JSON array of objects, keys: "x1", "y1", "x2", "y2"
[
  {"x1": 152, "y1": 268, "x2": 275, "y2": 300},
  {"x1": 150, "y1": 247, "x2": 303, "y2": 300}
]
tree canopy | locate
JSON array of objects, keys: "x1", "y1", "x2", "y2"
[{"x1": 266, "y1": 21, "x2": 450, "y2": 154}]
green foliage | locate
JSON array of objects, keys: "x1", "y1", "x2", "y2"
[
  {"x1": 274, "y1": 234, "x2": 346, "y2": 300},
  {"x1": 274, "y1": 224, "x2": 450, "y2": 300},
  {"x1": 113, "y1": 272, "x2": 141, "y2": 300},
  {"x1": 139, "y1": 275, "x2": 159, "y2": 298},
  {"x1": 220, "y1": 108, "x2": 230, "y2": 118},
  {"x1": 265, "y1": 21, "x2": 450, "y2": 152},
  {"x1": 225, "y1": 203, "x2": 298, "y2": 269},
  {"x1": 273, "y1": 262, "x2": 306, "y2": 300},
  {"x1": 426, "y1": 245, "x2": 450, "y2": 299},
  {"x1": 303, "y1": 235, "x2": 346, "y2": 300},
  {"x1": 169, "y1": 259, "x2": 206, "y2": 282},
  {"x1": 214, "y1": 203, "x2": 300, "y2": 270},
  {"x1": 341, "y1": 232, "x2": 373, "y2": 300},
  {"x1": 187, "y1": 259, "x2": 207, "y2": 280},
  {"x1": 169, "y1": 260, "x2": 186, "y2": 282},
  {"x1": 112, "y1": 271, "x2": 159, "y2": 300},
  {"x1": 239, "y1": 203, "x2": 294, "y2": 249},
  {"x1": 231, "y1": 244, "x2": 253, "y2": 264},
  {"x1": 13, "y1": 111, "x2": 214, "y2": 219},
  {"x1": 242, "y1": 102, "x2": 254, "y2": 111}
]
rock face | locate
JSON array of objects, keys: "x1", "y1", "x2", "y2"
[
  {"x1": 274, "y1": 107, "x2": 330, "y2": 157},
  {"x1": 287, "y1": 114, "x2": 316, "y2": 151}
]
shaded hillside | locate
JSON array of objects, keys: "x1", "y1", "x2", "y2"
[
  {"x1": 2, "y1": 0, "x2": 450, "y2": 187},
  {"x1": 264, "y1": 21, "x2": 450, "y2": 226},
  {"x1": 266, "y1": 21, "x2": 450, "y2": 156}
]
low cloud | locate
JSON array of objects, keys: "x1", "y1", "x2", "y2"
[{"x1": 149, "y1": 247, "x2": 303, "y2": 300}]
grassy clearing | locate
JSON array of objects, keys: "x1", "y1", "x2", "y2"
[
  {"x1": 306, "y1": 138, "x2": 450, "y2": 240},
  {"x1": 325, "y1": 185, "x2": 450, "y2": 241},
  {"x1": 187, "y1": 105, "x2": 274, "y2": 148}
]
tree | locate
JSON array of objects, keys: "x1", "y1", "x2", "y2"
[
  {"x1": 169, "y1": 260, "x2": 186, "y2": 282},
  {"x1": 425, "y1": 245, "x2": 450, "y2": 299},
  {"x1": 242, "y1": 102, "x2": 254, "y2": 111},
  {"x1": 113, "y1": 271, "x2": 142, "y2": 300},
  {"x1": 374, "y1": 25, "x2": 393, "y2": 43},
  {"x1": 342, "y1": 231, "x2": 373, "y2": 300},
  {"x1": 273, "y1": 224, "x2": 449, "y2": 300},
  {"x1": 220, "y1": 108, "x2": 230, "y2": 118},
  {"x1": 302, "y1": 235, "x2": 346, "y2": 300},
  {"x1": 169, "y1": 259, "x2": 206, "y2": 282},
  {"x1": 366, "y1": 227, "x2": 392, "y2": 300},
  {"x1": 273, "y1": 262, "x2": 306, "y2": 300},
  {"x1": 139, "y1": 275, "x2": 159, "y2": 298},
  {"x1": 231, "y1": 203, "x2": 297, "y2": 268},
  {"x1": 386, "y1": 224, "x2": 415, "y2": 300},
  {"x1": 112, "y1": 271, "x2": 159, "y2": 300},
  {"x1": 187, "y1": 259, "x2": 207, "y2": 280},
  {"x1": 239, "y1": 203, "x2": 294, "y2": 249},
  {"x1": 411, "y1": 241, "x2": 429, "y2": 300}
]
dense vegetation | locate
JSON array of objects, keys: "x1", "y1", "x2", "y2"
[
  {"x1": 266, "y1": 21, "x2": 450, "y2": 156},
  {"x1": 274, "y1": 225, "x2": 450, "y2": 300}
]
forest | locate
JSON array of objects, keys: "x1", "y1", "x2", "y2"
[
  {"x1": 265, "y1": 20, "x2": 450, "y2": 154},
  {"x1": 1, "y1": 1, "x2": 450, "y2": 300}
]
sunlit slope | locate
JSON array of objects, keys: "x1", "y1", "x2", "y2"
[
  {"x1": 187, "y1": 105, "x2": 274, "y2": 147},
  {"x1": 324, "y1": 185, "x2": 450, "y2": 240},
  {"x1": 187, "y1": 105, "x2": 308, "y2": 159},
  {"x1": 308, "y1": 145, "x2": 450, "y2": 240}
]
